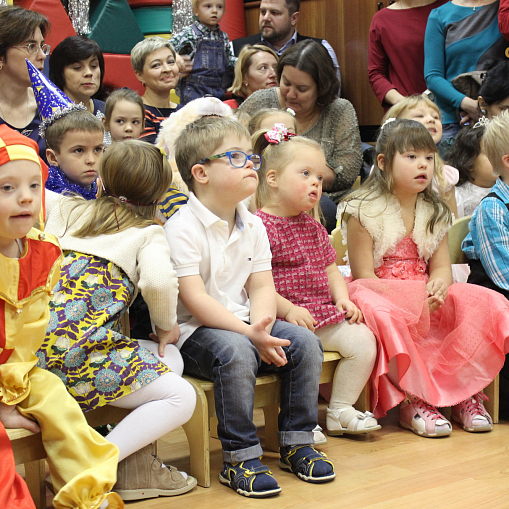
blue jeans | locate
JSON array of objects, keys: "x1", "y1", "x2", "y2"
[{"x1": 180, "y1": 320, "x2": 323, "y2": 462}]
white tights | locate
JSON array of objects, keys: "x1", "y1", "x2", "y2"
[
  {"x1": 316, "y1": 321, "x2": 377, "y2": 410},
  {"x1": 106, "y1": 341, "x2": 196, "y2": 462}
]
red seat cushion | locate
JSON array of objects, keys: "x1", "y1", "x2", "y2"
[
  {"x1": 17, "y1": 0, "x2": 76, "y2": 49},
  {"x1": 102, "y1": 53, "x2": 144, "y2": 95}
]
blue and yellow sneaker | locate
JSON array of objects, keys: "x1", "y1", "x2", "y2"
[
  {"x1": 219, "y1": 457, "x2": 282, "y2": 498},
  {"x1": 279, "y1": 445, "x2": 335, "y2": 483}
]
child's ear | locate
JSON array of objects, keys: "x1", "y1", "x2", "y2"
[
  {"x1": 101, "y1": 116, "x2": 109, "y2": 132},
  {"x1": 46, "y1": 148, "x2": 59, "y2": 167},
  {"x1": 265, "y1": 169, "x2": 278, "y2": 188},
  {"x1": 377, "y1": 154, "x2": 385, "y2": 171},
  {"x1": 501, "y1": 154, "x2": 509, "y2": 171},
  {"x1": 191, "y1": 163, "x2": 209, "y2": 184}
]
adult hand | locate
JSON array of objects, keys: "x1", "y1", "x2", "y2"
[
  {"x1": 149, "y1": 323, "x2": 181, "y2": 357},
  {"x1": 285, "y1": 305, "x2": 316, "y2": 331},
  {"x1": 459, "y1": 97, "x2": 480, "y2": 125},
  {"x1": 0, "y1": 402, "x2": 40, "y2": 433},
  {"x1": 245, "y1": 316, "x2": 290, "y2": 367}
]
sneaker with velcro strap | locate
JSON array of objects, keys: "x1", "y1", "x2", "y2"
[
  {"x1": 279, "y1": 445, "x2": 335, "y2": 483},
  {"x1": 219, "y1": 457, "x2": 282, "y2": 498}
]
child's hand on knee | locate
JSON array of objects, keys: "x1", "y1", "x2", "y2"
[
  {"x1": 426, "y1": 278, "x2": 448, "y2": 312},
  {"x1": 285, "y1": 305, "x2": 317, "y2": 331},
  {"x1": 336, "y1": 299, "x2": 363, "y2": 324},
  {"x1": 245, "y1": 316, "x2": 291, "y2": 367},
  {"x1": 0, "y1": 402, "x2": 40, "y2": 433},
  {"x1": 150, "y1": 323, "x2": 181, "y2": 357}
]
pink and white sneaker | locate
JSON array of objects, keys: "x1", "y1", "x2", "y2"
[
  {"x1": 399, "y1": 395, "x2": 452, "y2": 438},
  {"x1": 452, "y1": 393, "x2": 493, "y2": 432}
]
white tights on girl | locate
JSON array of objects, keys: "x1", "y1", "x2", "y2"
[
  {"x1": 316, "y1": 322, "x2": 377, "y2": 409},
  {"x1": 106, "y1": 342, "x2": 196, "y2": 461}
]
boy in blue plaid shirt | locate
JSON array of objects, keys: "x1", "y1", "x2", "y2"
[
  {"x1": 170, "y1": 0, "x2": 236, "y2": 105},
  {"x1": 462, "y1": 112, "x2": 509, "y2": 297}
]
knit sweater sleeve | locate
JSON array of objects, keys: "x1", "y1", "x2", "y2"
[
  {"x1": 323, "y1": 99, "x2": 363, "y2": 194},
  {"x1": 136, "y1": 228, "x2": 178, "y2": 331},
  {"x1": 239, "y1": 88, "x2": 280, "y2": 116}
]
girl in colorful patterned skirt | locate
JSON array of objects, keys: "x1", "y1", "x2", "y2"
[{"x1": 38, "y1": 140, "x2": 197, "y2": 501}]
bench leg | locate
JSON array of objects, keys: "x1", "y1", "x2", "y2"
[
  {"x1": 484, "y1": 374, "x2": 499, "y2": 424},
  {"x1": 263, "y1": 405, "x2": 279, "y2": 452},
  {"x1": 24, "y1": 459, "x2": 46, "y2": 509},
  {"x1": 182, "y1": 381, "x2": 211, "y2": 488}
]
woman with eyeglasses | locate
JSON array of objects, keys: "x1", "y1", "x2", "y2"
[
  {"x1": 0, "y1": 5, "x2": 50, "y2": 160},
  {"x1": 49, "y1": 36, "x2": 106, "y2": 119}
]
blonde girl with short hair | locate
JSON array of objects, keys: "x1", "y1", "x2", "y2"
[
  {"x1": 253, "y1": 127, "x2": 380, "y2": 437},
  {"x1": 248, "y1": 107, "x2": 296, "y2": 135},
  {"x1": 38, "y1": 140, "x2": 197, "y2": 501}
]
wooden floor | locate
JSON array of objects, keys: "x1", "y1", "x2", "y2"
[{"x1": 40, "y1": 400, "x2": 509, "y2": 509}]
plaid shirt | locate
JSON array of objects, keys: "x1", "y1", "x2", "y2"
[
  {"x1": 462, "y1": 177, "x2": 509, "y2": 291},
  {"x1": 170, "y1": 21, "x2": 236, "y2": 69}
]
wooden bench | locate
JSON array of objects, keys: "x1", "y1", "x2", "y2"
[
  {"x1": 7, "y1": 427, "x2": 47, "y2": 509},
  {"x1": 8, "y1": 406, "x2": 133, "y2": 509},
  {"x1": 9, "y1": 352, "x2": 371, "y2": 501},
  {"x1": 183, "y1": 351, "x2": 369, "y2": 488}
]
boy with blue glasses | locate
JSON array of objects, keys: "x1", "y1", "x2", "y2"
[{"x1": 165, "y1": 116, "x2": 334, "y2": 498}]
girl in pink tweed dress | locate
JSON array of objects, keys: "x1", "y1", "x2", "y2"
[
  {"x1": 340, "y1": 119, "x2": 509, "y2": 438},
  {"x1": 253, "y1": 126, "x2": 380, "y2": 437}
]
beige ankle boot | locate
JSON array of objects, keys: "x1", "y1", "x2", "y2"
[{"x1": 114, "y1": 444, "x2": 197, "y2": 501}]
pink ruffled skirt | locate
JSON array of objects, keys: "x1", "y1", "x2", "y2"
[{"x1": 347, "y1": 280, "x2": 509, "y2": 418}]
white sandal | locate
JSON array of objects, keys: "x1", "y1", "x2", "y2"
[{"x1": 326, "y1": 406, "x2": 381, "y2": 436}]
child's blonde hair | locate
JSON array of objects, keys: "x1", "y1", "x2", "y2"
[
  {"x1": 252, "y1": 129, "x2": 324, "y2": 223},
  {"x1": 64, "y1": 141, "x2": 172, "y2": 237},
  {"x1": 104, "y1": 88, "x2": 145, "y2": 128},
  {"x1": 234, "y1": 108, "x2": 251, "y2": 128},
  {"x1": 383, "y1": 95, "x2": 449, "y2": 195},
  {"x1": 175, "y1": 116, "x2": 249, "y2": 192},
  {"x1": 192, "y1": 0, "x2": 220, "y2": 11},
  {"x1": 483, "y1": 110, "x2": 509, "y2": 174},
  {"x1": 342, "y1": 119, "x2": 451, "y2": 234},
  {"x1": 248, "y1": 108, "x2": 296, "y2": 135}
]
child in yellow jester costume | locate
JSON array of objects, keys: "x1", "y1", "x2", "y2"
[{"x1": 0, "y1": 124, "x2": 123, "y2": 509}]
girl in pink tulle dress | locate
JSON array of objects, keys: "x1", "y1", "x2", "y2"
[{"x1": 339, "y1": 119, "x2": 509, "y2": 438}]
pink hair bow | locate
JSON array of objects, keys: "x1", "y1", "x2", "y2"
[{"x1": 264, "y1": 123, "x2": 296, "y2": 144}]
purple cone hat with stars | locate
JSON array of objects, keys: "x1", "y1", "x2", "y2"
[{"x1": 26, "y1": 59, "x2": 86, "y2": 139}]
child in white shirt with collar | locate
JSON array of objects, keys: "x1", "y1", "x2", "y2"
[{"x1": 165, "y1": 116, "x2": 335, "y2": 498}]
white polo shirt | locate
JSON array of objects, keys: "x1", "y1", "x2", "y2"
[{"x1": 164, "y1": 193, "x2": 272, "y2": 347}]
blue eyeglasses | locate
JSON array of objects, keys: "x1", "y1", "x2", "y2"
[{"x1": 196, "y1": 150, "x2": 262, "y2": 170}]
